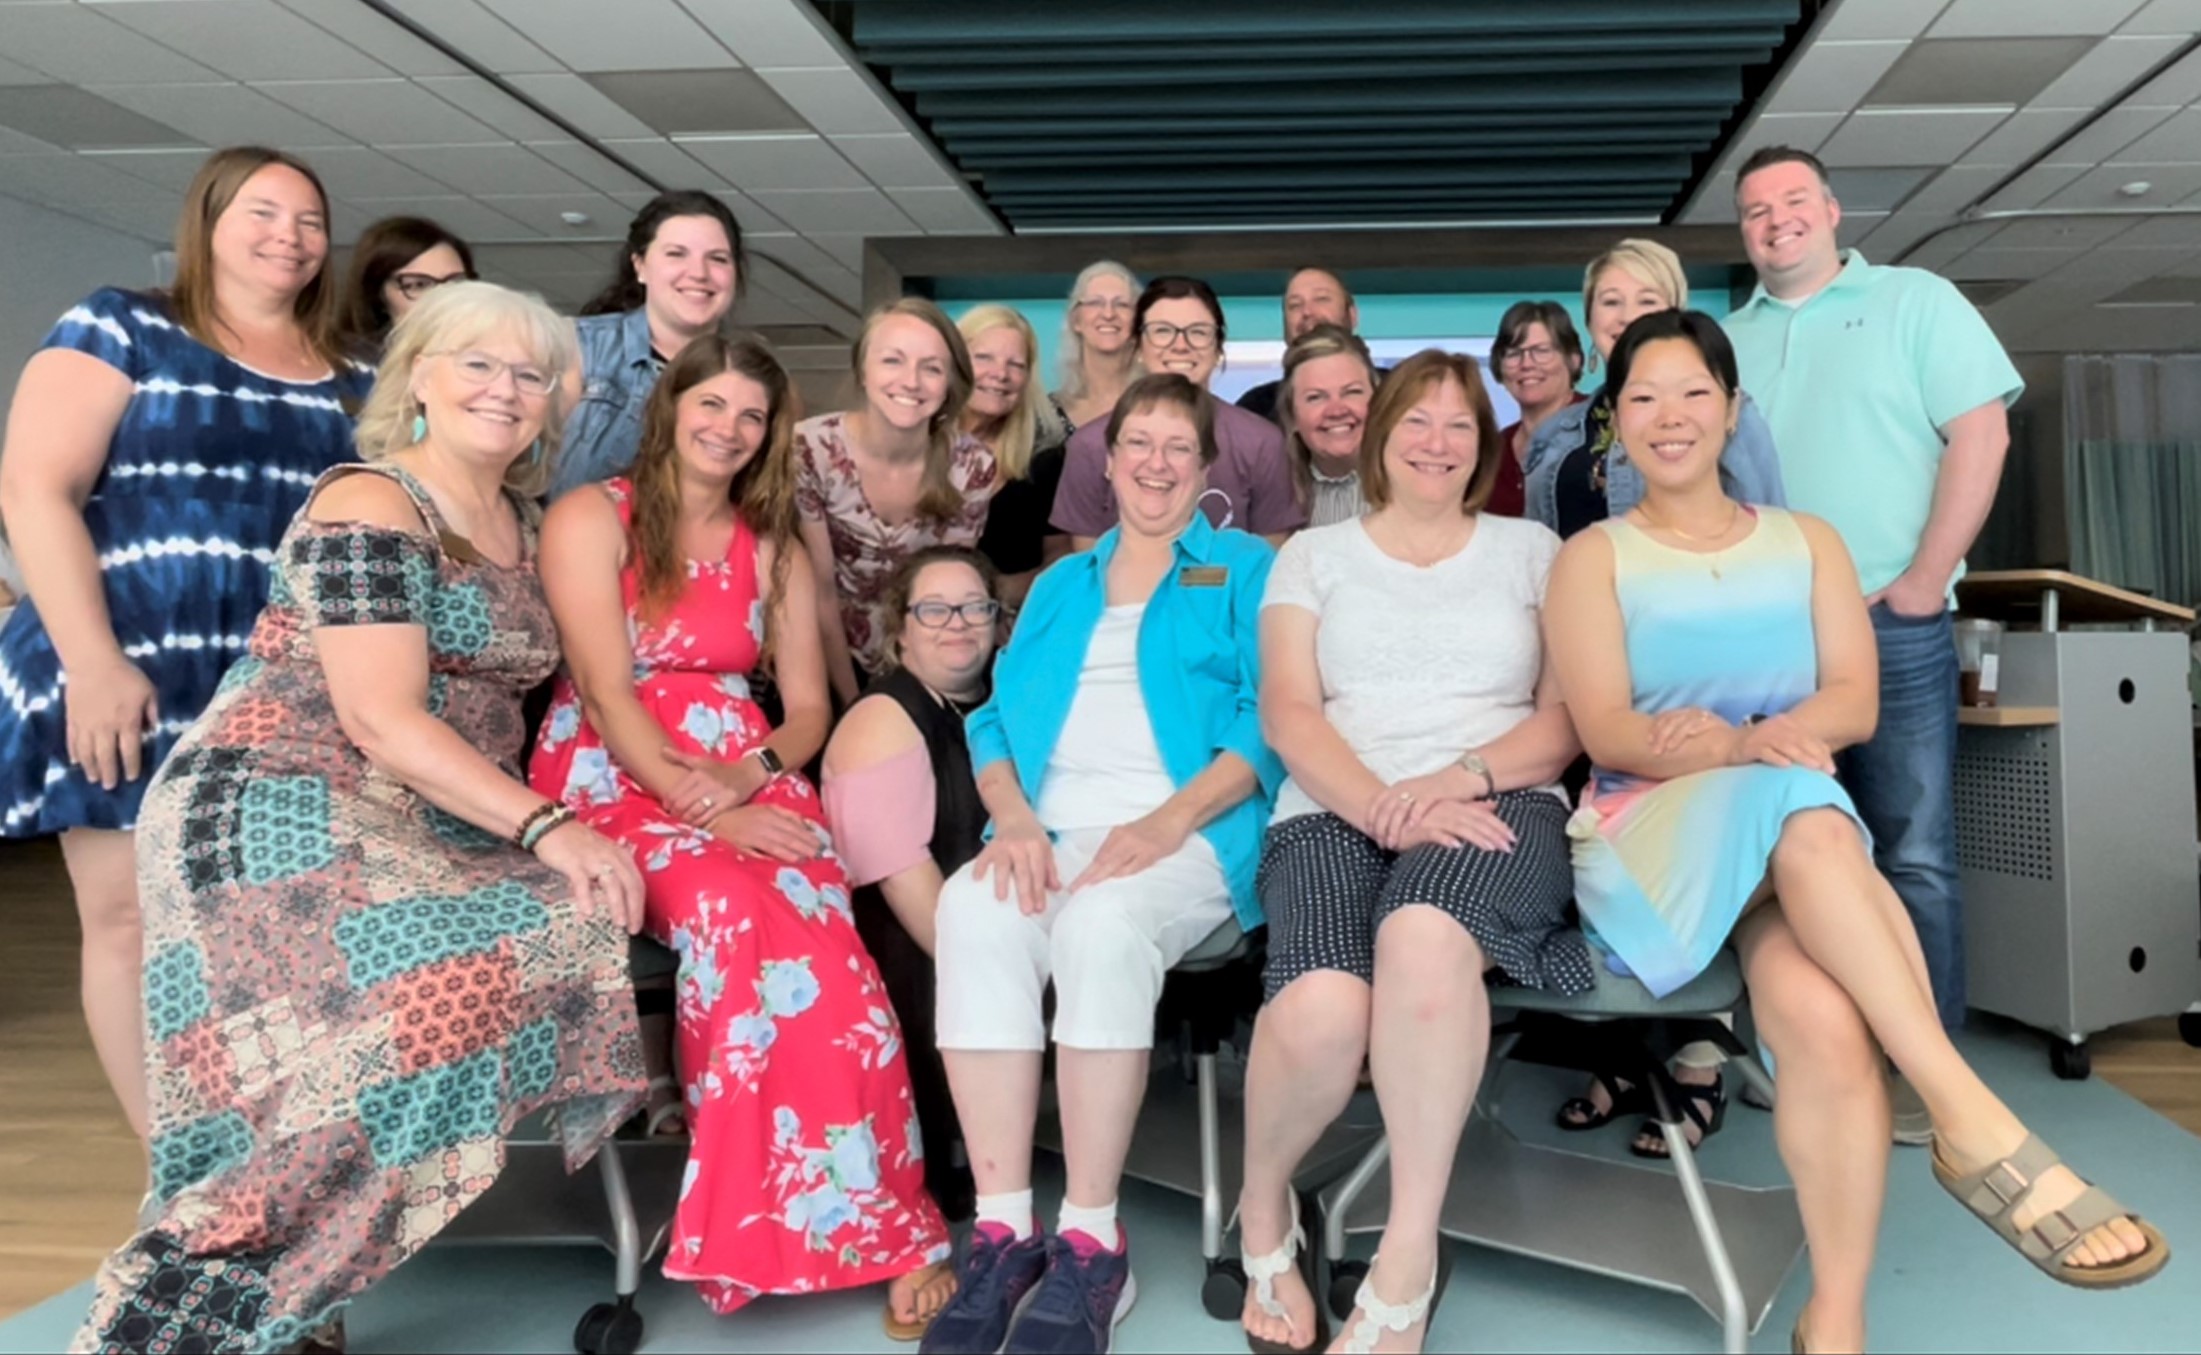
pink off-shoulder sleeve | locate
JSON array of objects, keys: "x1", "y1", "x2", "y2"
[{"x1": 823, "y1": 743, "x2": 939, "y2": 886}]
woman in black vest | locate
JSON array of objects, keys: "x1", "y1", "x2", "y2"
[{"x1": 822, "y1": 545, "x2": 1001, "y2": 1220}]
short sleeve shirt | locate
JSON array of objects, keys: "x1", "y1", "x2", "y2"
[
  {"x1": 1722, "y1": 252, "x2": 2022, "y2": 595},
  {"x1": 1050, "y1": 396, "x2": 1308, "y2": 538}
]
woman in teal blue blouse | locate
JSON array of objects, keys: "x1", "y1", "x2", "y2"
[{"x1": 919, "y1": 373, "x2": 1278, "y2": 1355}]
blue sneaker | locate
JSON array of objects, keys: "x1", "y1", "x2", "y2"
[
  {"x1": 1003, "y1": 1228, "x2": 1136, "y2": 1355},
  {"x1": 919, "y1": 1223, "x2": 1049, "y2": 1354}
]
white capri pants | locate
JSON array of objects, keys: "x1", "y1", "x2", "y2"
[{"x1": 936, "y1": 827, "x2": 1236, "y2": 1052}]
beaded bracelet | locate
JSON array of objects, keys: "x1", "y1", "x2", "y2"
[{"x1": 514, "y1": 802, "x2": 572, "y2": 853}]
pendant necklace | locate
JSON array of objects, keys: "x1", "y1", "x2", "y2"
[{"x1": 1635, "y1": 499, "x2": 1742, "y2": 579}]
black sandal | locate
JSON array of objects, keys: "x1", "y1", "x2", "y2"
[
  {"x1": 1631, "y1": 1073, "x2": 1727, "y2": 1159},
  {"x1": 1555, "y1": 1071, "x2": 1650, "y2": 1132}
]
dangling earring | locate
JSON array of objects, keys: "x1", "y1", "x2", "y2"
[
  {"x1": 410, "y1": 412, "x2": 428, "y2": 443},
  {"x1": 527, "y1": 439, "x2": 545, "y2": 467}
]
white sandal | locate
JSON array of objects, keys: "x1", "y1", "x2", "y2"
[
  {"x1": 1241, "y1": 1188, "x2": 1326, "y2": 1353},
  {"x1": 643, "y1": 1074, "x2": 687, "y2": 1137},
  {"x1": 1339, "y1": 1252, "x2": 1449, "y2": 1355}
]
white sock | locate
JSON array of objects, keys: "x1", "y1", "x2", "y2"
[
  {"x1": 1058, "y1": 1199, "x2": 1120, "y2": 1250},
  {"x1": 975, "y1": 1189, "x2": 1034, "y2": 1240}
]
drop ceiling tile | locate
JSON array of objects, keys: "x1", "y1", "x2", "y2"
[
  {"x1": 1817, "y1": 0, "x2": 1952, "y2": 41},
  {"x1": 0, "y1": 3, "x2": 221, "y2": 84},
  {"x1": 756, "y1": 67, "x2": 906, "y2": 135},
  {"x1": 1961, "y1": 106, "x2": 2091, "y2": 166},
  {"x1": 678, "y1": 0, "x2": 845, "y2": 66},
  {"x1": 382, "y1": 143, "x2": 593, "y2": 195},
  {"x1": 1944, "y1": 246, "x2": 2080, "y2": 280},
  {"x1": 745, "y1": 187, "x2": 915, "y2": 234},
  {"x1": 477, "y1": 0, "x2": 736, "y2": 72},
  {"x1": 597, "y1": 136, "x2": 729, "y2": 188},
  {"x1": 262, "y1": 79, "x2": 502, "y2": 146},
  {"x1": 413, "y1": 76, "x2": 567, "y2": 142},
  {"x1": 1930, "y1": 0, "x2": 2147, "y2": 37},
  {"x1": 1836, "y1": 209, "x2": 1889, "y2": 248},
  {"x1": 673, "y1": 134, "x2": 868, "y2": 191},
  {"x1": 1679, "y1": 171, "x2": 1738, "y2": 224},
  {"x1": 829, "y1": 134, "x2": 961, "y2": 191},
  {"x1": 90, "y1": 82, "x2": 352, "y2": 150},
  {"x1": 1983, "y1": 160, "x2": 2092, "y2": 208},
  {"x1": 1869, "y1": 37, "x2": 2099, "y2": 108},
  {"x1": 1990, "y1": 214, "x2": 2140, "y2": 249},
  {"x1": 583, "y1": 69, "x2": 806, "y2": 136},
  {"x1": 0, "y1": 126, "x2": 64, "y2": 156},
  {"x1": 1733, "y1": 112, "x2": 1848, "y2": 158},
  {"x1": 342, "y1": 193, "x2": 537, "y2": 241},
  {"x1": 505, "y1": 74, "x2": 658, "y2": 139},
  {"x1": 2114, "y1": 214, "x2": 2201, "y2": 249},
  {"x1": 297, "y1": 145, "x2": 459, "y2": 200},
  {"x1": 81, "y1": 146, "x2": 218, "y2": 192},
  {"x1": 709, "y1": 189, "x2": 789, "y2": 235},
  {"x1": 887, "y1": 186, "x2": 999, "y2": 235},
  {"x1": 0, "y1": 52, "x2": 49, "y2": 86},
  {"x1": 762, "y1": 235, "x2": 852, "y2": 278},
  {"x1": 2046, "y1": 161, "x2": 2201, "y2": 209},
  {"x1": 2032, "y1": 35, "x2": 2189, "y2": 107},
  {"x1": 1819, "y1": 107, "x2": 2010, "y2": 166},
  {"x1": 523, "y1": 140, "x2": 652, "y2": 197},
  {"x1": 0, "y1": 150, "x2": 185, "y2": 210},
  {"x1": 1765, "y1": 41, "x2": 1910, "y2": 115},
  {"x1": 1901, "y1": 229, "x2": 1971, "y2": 271},
  {"x1": 2052, "y1": 105, "x2": 2184, "y2": 164},
  {"x1": 1898, "y1": 164, "x2": 2010, "y2": 216},
  {"x1": 379, "y1": 0, "x2": 562, "y2": 74},
  {"x1": 476, "y1": 190, "x2": 632, "y2": 234},
  {"x1": 727, "y1": 291, "x2": 816, "y2": 327},
  {"x1": 0, "y1": 85, "x2": 200, "y2": 150},
  {"x1": 2121, "y1": 0, "x2": 2201, "y2": 34},
  {"x1": 1826, "y1": 165, "x2": 1938, "y2": 211},
  {"x1": 275, "y1": 0, "x2": 468, "y2": 76},
  {"x1": 2128, "y1": 50, "x2": 2201, "y2": 107},
  {"x1": 97, "y1": 0, "x2": 394, "y2": 81}
]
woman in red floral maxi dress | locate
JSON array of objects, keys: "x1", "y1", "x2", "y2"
[{"x1": 529, "y1": 336, "x2": 950, "y2": 1326}]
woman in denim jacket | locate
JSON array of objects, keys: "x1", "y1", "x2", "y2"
[
  {"x1": 551, "y1": 191, "x2": 743, "y2": 498},
  {"x1": 1522, "y1": 239, "x2": 1785, "y2": 540}
]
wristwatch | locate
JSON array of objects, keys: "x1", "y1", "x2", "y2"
[
  {"x1": 751, "y1": 745, "x2": 784, "y2": 777},
  {"x1": 1458, "y1": 750, "x2": 1496, "y2": 800}
]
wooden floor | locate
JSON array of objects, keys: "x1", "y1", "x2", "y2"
[{"x1": 2, "y1": 837, "x2": 2197, "y2": 1322}]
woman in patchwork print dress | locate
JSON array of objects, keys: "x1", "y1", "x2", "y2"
[
  {"x1": 76, "y1": 283, "x2": 649, "y2": 1354},
  {"x1": 528, "y1": 335, "x2": 953, "y2": 1331}
]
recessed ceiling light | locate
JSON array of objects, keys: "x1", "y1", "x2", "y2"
[
  {"x1": 2118, "y1": 181, "x2": 2153, "y2": 198},
  {"x1": 560, "y1": 211, "x2": 592, "y2": 226}
]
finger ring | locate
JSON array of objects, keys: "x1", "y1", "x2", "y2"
[
  {"x1": 1399, "y1": 791, "x2": 1415, "y2": 804},
  {"x1": 700, "y1": 795, "x2": 713, "y2": 810}
]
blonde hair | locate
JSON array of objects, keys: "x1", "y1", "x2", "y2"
[
  {"x1": 1583, "y1": 238, "x2": 1690, "y2": 317},
  {"x1": 1056, "y1": 259, "x2": 1140, "y2": 400},
  {"x1": 852, "y1": 297, "x2": 974, "y2": 524},
  {"x1": 168, "y1": 146, "x2": 347, "y2": 370},
  {"x1": 353, "y1": 281, "x2": 577, "y2": 498},
  {"x1": 1276, "y1": 323, "x2": 1377, "y2": 513},
  {"x1": 956, "y1": 304, "x2": 1043, "y2": 483}
]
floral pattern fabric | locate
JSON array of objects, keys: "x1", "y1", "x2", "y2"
[
  {"x1": 792, "y1": 412, "x2": 999, "y2": 674},
  {"x1": 75, "y1": 465, "x2": 644, "y2": 1354},
  {"x1": 527, "y1": 478, "x2": 947, "y2": 1312}
]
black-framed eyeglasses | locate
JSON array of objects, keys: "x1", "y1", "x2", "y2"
[
  {"x1": 1499, "y1": 343, "x2": 1564, "y2": 368},
  {"x1": 1143, "y1": 321, "x2": 1219, "y2": 350},
  {"x1": 392, "y1": 270, "x2": 472, "y2": 300},
  {"x1": 907, "y1": 599, "x2": 1002, "y2": 629}
]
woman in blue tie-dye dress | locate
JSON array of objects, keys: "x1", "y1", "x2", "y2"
[
  {"x1": 0, "y1": 148, "x2": 368, "y2": 1143},
  {"x1": 1542, "y1": 310, "x2": 2166, "y2": 1352}
]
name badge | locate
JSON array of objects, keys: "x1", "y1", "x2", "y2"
[{"x1": 1179, "y1": 565, "x2": 1228, "y2": 588}]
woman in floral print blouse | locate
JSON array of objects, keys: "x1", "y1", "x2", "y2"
[{"x1": 528, "y1": 334, "x2": 954, "y2": 1333}]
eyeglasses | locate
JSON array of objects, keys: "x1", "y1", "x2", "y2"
[
  {"x1": 432, "y1": 349, "x2": 556, "y2": 398},
  {"x1": 907, "y1": 599, "x2": 1002, "y2": 629},
  {"x1": 1075, "y1": 296, "x2": 1132, "y2": 314},
  {"x1": 1143, "y1": 322, "x2": 1218, "y2": 350},
  {"x1": 391, "y1": 270, "x2": 472, "y2": 300},
  {"x1": 1499, "y1": 344, "x2": 1564, "y2": 369}
]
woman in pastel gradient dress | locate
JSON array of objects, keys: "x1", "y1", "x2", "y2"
[
  {"x1": 528, "y1": 335, "x2": 952, "y2": 1334},
  {"x1": 1543, "y1": 310, "x2": 2166, "y2": 1355}
]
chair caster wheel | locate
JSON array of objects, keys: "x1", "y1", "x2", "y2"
[
  {"x1": 1201, "y1": 1257, "x2": 1248, "y2": 1320},
  {"x1": 2049, "y1": 1039, "x2": 2091, "y2": 1081},
  {"x1": 1327, "y1": 1259, "x2": 1368, "y2": 1322},
  {"x1": 574, "y1": 1298, "x2": 643, "y2": 1355},
  {"x1": 2178, "y1": 1010, "x2": 2201, "y2": 1048}
]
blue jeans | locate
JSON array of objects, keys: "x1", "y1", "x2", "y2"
[{"x1": 1838, "y1": 604, "x2": 1965, "y2": 1029}]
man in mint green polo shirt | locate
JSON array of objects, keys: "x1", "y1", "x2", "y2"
[{"x1": 1725, "y1": 146, "x2": 2021, "y2": 1047}]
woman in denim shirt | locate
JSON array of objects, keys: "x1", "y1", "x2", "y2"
[
  {"x1": 551, "y1": 191, "x2": 743, "y2": 499},
  {"x1": 1522, "y1": 238, "x2": 1785, "y2": 539},
  {"x1": 920, "y1": 374, "x2": 1279, "y2": 1355},
  {"x1": 1525, "y1": 245, "x2": 1784, "y2": 1157}
]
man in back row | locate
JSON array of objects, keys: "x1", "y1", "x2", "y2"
[
  {"x1": 1723, "y1": 146, "x2": 2021, "y2": 1078},
  {"x1": 1236, "y1": 266, "x2": 1363, "y2": 422}
]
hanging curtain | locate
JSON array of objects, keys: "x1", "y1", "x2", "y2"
[{"x1": 2064, "y1": 353, "x2": 2201, "y2": 609}]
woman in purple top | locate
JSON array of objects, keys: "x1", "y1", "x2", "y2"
[{"x1": 1050, "y1": 276, "x2": 1306, "y2": 547}]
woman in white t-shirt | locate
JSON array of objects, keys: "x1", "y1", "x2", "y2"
[{"x1": 1234, "y1": 350, "x2": 1590, "y2": 1355}]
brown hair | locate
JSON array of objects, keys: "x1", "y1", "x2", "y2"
[
  {"x1": 1359, "y1": 349, "x2": 1503, "y2": 515},
  {"x1": 878, "y1": 545, "x2": 1002, "y2": 673},
  {"x1": 338, "y1": 215, "x2": 476, "y2": 347},
  {"x1": 167, "y1": 146, "x2": 346, "y2": 370},
  {"x1": 1104, "y1": 372, "x2": 1218, "y2": 467},
  {"x1": 853, "y1": 297, "x2": 975, "y2": 523},
  {"x1": 628, "y1": 335, "x2": 803, "y2": 666},
  {"x1": 1276, "y1": 323, "x2": 1377, "y2": 511}
]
